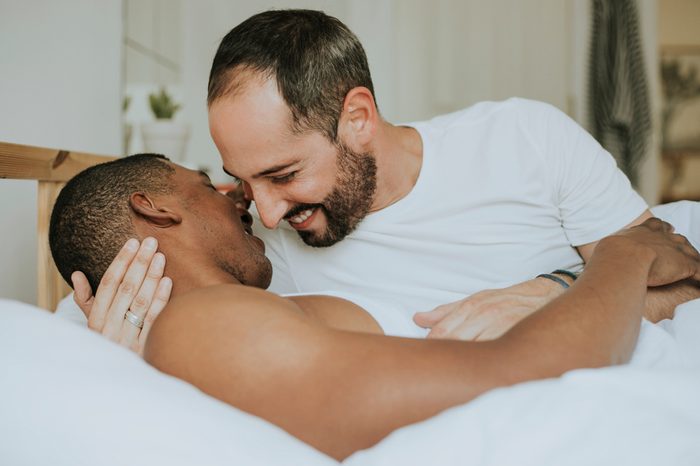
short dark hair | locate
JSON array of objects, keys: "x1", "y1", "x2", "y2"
[
  {"x1": 49, "y1": 154, "x2": 175, "y2": 294},
  {"x1": 207, "y1": 9, "x2": 376, "y2": 141}
]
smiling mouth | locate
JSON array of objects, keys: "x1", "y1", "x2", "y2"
[{"x1": 286, "y1": 207, "x2": 318, "y2": 230}]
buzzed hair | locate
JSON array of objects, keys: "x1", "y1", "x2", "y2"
[
  {"x1": 49, "y1": 154, "x2": 175, "y2": 294},
  {"x1": 207, "y1": 9, "x2": 376, "y2": 141}
]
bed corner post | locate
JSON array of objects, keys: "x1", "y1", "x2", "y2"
[
  {"x1": 1, "y1": 141, "x2": 116, "y2": 311},
  {"x1": 37, "y1": 180, "x2": 71, "y2": 311}
]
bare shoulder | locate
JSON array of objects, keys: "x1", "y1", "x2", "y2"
[
  {"x1": 143, "y1": 284, "x2": 309, "y2": 367},
  {"x1": 166, "y1": 283, "x2": 297, "y2": 315}
]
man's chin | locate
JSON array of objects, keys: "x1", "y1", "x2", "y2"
[{"x1": 297, "y1": 228, "x2": 343, "y2": 248}]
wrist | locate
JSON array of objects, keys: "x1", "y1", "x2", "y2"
[
  {"x1": 551, "y1": 270, "x2": 577, "y2": 287},
  {"x1": 596, "y1": 235, "x2": 657, "y2": 266},
  {"x1": 535, "y1": 269, "x2": 577, "y2": 292},
  {"x1": 534, "y1": 275, "x2": 569, "y2": 296},
  {"x1": 589, "y1": 236, "x2": 656, "y2": 284}
]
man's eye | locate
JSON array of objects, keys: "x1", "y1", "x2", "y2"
[{"x1": 270, "y1": 172, "x2": 297, "y2": 184}]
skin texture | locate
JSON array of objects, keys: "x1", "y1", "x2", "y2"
[
  {"x1": 72, "y1": 239, "x2": 171, "y2": 355},
  {"x1": 206, "y1": 72, "x2": 696, "y2": 340},
  {"x1": 75, "y1": 85, "x2": 697, "y2": 351},
  {"x1": 143, "y1": 218, "x2": 700, "y2": 460},
  {"x1": 63, "y1": 159, "x2": 700, "y2": 459},
  {"x1": 208, "y1": 73, "x2": 422, "y2": 238}
]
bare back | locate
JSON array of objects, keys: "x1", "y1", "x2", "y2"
[{"x1": 288, "y1": 294, "x2": 383, "y2": 334}]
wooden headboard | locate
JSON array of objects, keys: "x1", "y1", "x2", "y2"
[{"x1": 0, "y1": 141, "x2": 117, "y2": 311}]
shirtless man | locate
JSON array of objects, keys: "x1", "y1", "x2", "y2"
[
  {"x1": 49, "y1": 154, "x2": 700, "y2": 460},
  {"x1": 73, "y1": 9, "x2": 699, "y2": 345}
]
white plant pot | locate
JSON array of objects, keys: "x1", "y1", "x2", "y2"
[
  {"x1": 123, "y1": 122, "x2": 133, "y2": 156},
  {"x1": 141, "y1": 120, "x2": 190, "y2": 161}
]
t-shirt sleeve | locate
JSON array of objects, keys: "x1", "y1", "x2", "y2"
[{"x1": 522, "y1": 100, "x2": 648, "y2": 246}]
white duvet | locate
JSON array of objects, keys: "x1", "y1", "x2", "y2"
[
  {"x1": 347, "y1": 298, "x2": 700, "y2": 466},
  {"x1": 1, "y1": 201, "x2": 699, "y2": 465},
  {"x1": 2, "y1": 297, "x2": 699, "y2": 466}
]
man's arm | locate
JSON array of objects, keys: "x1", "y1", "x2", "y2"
[
  {"x1": 417, "y1": 209, "x2": 699, "y2": 339},
  {"x1": 144, "y1": 220, "x2": 698, "y2": 461},
  {"x1": 575, "y1": 209, "x2": 653, "y2": 261},
  {"x1": 578, "y1": 209, "x2": 700, "y2": 322}
]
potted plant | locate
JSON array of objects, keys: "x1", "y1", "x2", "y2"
[
  {"x1": 141, "y1": 87, "x2": 190, "y2": 161},
  {"x1": 123, "y1": 95, "x2": 132, "y2": 155}
]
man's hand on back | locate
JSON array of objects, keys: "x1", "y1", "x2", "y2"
[
  {"x1": 72, "y1": 237, "x2": 172, "y2": 355},
  {"x1": 413, "y1": 276, "x2": 570, "y2": 341}
]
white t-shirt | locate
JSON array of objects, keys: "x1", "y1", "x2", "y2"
[{"x1": 253, "y1": 98, "x2": 648, "y2": 322}]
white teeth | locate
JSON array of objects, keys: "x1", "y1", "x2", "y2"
[{"x1": 289, "y1": 208, "x2": 314, "y2": 224}]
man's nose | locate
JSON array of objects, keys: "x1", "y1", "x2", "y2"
[
  {"x1": 226, "y1": 182, "x2": 250, "y2": 209},
  {"x1": 239, "y1": 208, "x2": 253, "y2": 229},
  {"x1": 250, "y1": 184, "x2": 289, "y2": 229},
  {"x1": 242, "y1": 181, "x2": 253, "y2": 203}
]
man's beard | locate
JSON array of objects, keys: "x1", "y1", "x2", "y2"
[{"x1": 290, "y1": 142, "x2": 377, "y2": 248}]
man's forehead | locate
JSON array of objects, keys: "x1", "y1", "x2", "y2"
[
  {"x1": 217, "y1": 66, "x2": 273, "y2": 102},
  {"x1": 170, "y1": 162, "x2": 211, "y2": 182}
]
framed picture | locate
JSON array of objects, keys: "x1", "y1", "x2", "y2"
[
  {"x1": 660, "y1": 45, "x2": 700, "y2": 150},
  {"x1": 659, "y1": 45, "x2": 700, "y2": 202}
]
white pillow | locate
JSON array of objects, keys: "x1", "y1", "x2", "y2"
[
  {"x1": 651, "y1": 200, "x2": 700, "y2": 251},
  {"x1": 54, "y1": 201, "x2": 700, "y2": 323},
  {"x1": 0, "y1": 299, "x2": 336, "y2": 466}
]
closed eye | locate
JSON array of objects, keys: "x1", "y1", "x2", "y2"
[{"x1": 270, "y1": 171, "x2": 297, "y2": 184}]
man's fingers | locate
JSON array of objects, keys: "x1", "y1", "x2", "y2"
[
  {"x1": 88, "y1": 238, "x2": 140, "y2": 330},
  {"x1": 71, "y1": 271, "x2": 94, "y2": 317},
  {"x1": 129, "y1": 252, "x2": 166, "y2": 316},
  {"x1": 138, "y1": 277, "x2": 172, "y2": 354},
  {"x1": 413, "y1": 305, "x2": 452, "y2": 328},
  {"x1": 644, "y1": 217, "x2": 673, "y2": 232},
  {"x1": 426, "y1": 303, "x2": 478, "y2": 338},
  {"x1": 118, "y1": 252, "x2": 166, "y2": 348},
  {"x1": 102, "y1": 238, "x2": 158, "y2": 338}
]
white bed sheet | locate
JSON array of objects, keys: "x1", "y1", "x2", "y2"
[
  {"x1": 3, "y1": 298, "x2": 699, "y2": 465},
  {"x1": 0, "y1": 299, "x2": 336, "y2": 466},
  {"x1": 3, "y1": 201, "x2": 698, "y2": 465},
  {"x1": 346, "y1": 298, "x2": 700, "y2": 466}
]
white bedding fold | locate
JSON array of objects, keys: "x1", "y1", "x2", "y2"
[{"x1": 345, "y1": 365, "x2": 700, "y2": 466}]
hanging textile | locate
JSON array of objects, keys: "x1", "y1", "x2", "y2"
[{"x1": 587, "y1": 0, "x2": 651, "y2": 185}]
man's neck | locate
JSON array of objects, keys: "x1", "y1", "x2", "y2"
[
  {"x1": 369, "y1": 120, "x2": 423, "y2": 213},
  {"x1": 165, "y1": 259, "x2": 241, "y2": 299}
]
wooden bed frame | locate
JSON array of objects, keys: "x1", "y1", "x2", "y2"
[{"x1": 0, "y1": 141, "x2": 116, "y2": 311}]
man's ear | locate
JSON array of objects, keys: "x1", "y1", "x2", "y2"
[
  {"x1": 337, "y1": 86, "x2": 377, "y2": 149},
  {"x1": 129, "y1": 192, "x2": 182, "y2": 228}
]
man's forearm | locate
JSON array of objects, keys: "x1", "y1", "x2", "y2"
[
  {"x1": 145, "y1": 239, "x2": 654, "y2": 461},
  {"x1": 644, "y1": 279, "x2": 700, "y2": 322}
]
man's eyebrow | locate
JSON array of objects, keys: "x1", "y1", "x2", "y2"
[
  {"x1": 197, "y1": 170, "x2": 213, "y2": 183},
  {"x1": 222, "y1": 166, "x2": 238, "y2": 179},
  {"x1": 252, "y1": 162, "x2": 296, "y2": 179},
  {"x1": 222, "y1": 162, "x2": 298, "y2": 180}
]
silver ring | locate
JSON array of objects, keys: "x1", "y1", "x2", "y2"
[{"x1": 124, "y1": 310, "x2": 145, "y2": 329}]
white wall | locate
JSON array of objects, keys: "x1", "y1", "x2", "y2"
[
  {"x1": 0, "y1": 0, "x2": 123, "y2": 304},
  {"x1": 175, "y1": 1, "x2": 379, "y2": 180},
  {"x1": 172, "y1": 0, "x2": 580, "y2": 182}
]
